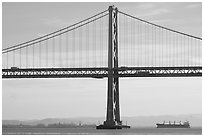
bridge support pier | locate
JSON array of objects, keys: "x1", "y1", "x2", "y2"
[{"x1": 96, "y1": 6, "x2": 130, "y2": 130}]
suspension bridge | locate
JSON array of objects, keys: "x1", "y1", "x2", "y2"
[{"x1": 2, "y1": 6, "x2": 202, "y2": 129}]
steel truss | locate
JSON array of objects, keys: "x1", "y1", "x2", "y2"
[{"x1": 2, "y1": 66, "x2": 201, "y2": 78}]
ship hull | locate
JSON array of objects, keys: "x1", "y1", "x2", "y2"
[
  {"x1": 96, "y1": 124, "x2": 130, "y2": 129},
  {"x1": 96, "y1": 124, "x2": 122, "y2": 129}
]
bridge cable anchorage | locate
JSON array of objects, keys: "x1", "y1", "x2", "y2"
[
  {"x1": 2, "y1": 13, "x2": 109, "y2": 54},
  {"x1": 2, "y1": 10, "x2": 108, "y2": 52},
  {"x1": 118, "y1": 10, "x2": 202, "y2": 40}
]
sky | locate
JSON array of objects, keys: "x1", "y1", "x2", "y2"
[{"x1": 2, "y1": 2, "x2": 202, "y2": 120}]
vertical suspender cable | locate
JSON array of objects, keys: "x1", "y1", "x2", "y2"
[
  {"x1": 183, "y1": 35, "x2": 184, "y2": 66},
  {"x1": 189, "y1": 36, "x2": 191, "y2": 66},
  {"x1": 76, "y1": 27, "x2": 78, "y2": 67},
  {"x1": 161, "y1": 28, "x2": 163, "y2": 67},
  {"x1": 66, "y1": 31, "x2": 68, "y2": 67},
  {"x1": 102, "y1": 15, "x2": 104, "y2": 67},
  {"x1": 151, "y1": 24, "x2": 153, "y2": 67},
  {"x1": 33, "y1": 44, "x2": 35, "y2": 68},
  {"x1": 124, "y1": 14, "x2": 126, "y2": 66},
  {"x1": 13, "y1": 50, "x2": 15, "y2": 67},
  {"x1": 6, "y1": 51, "x2": 8, "y2": 69},
  {"x1": 159, "y1": 28, "x2": 160, "y2": 67},
  {"x1": 196, "y1": 39, "x2": 198, "y2": 66},
  {"x1": 197, "y1": 39, "x2": 198, "y2": 66},
  {"x1": 147, "y1": 23, "x2": 149, "y2": 67},
  {"x1": 166, "y1": 30, "x2": 168, "y2": 67},
  {"x1": 39, "y1": 42, "x2": 41, "y2": 68},
  {"x1": 121, "y1": 15, "x2": 126, "y2": 65},
  {"x1": 131, "y1": 18, "x2": 133, "y2": 66},
  {"x1": 26, "y1": 45, "x2": 28, "y2": 68},
  {"x1": 86, "y1": 20, "x2": 89, "y2": 67},
  {"x1": 72, "y1": 26, "x2": 74, "y2": 67},
  {"x1": 141, "y1": 22, "x2": 143, "y2": 66},
  {"x1": 126, "y1": 15, "x2": 128, "y2": 66},
  {"x1": 71, "y1": 30, "x2": 74, "y2": 68},
  {"x1": 175, "y1": 33, "x2": 177, "y2": 66},
  {"x1": 93, "y1": 19, "x2": 96, "y2": 67},
  {"x1": 169, "y1": 31, "x2": 171, "y2": 67},
  {"x1": 53, "y1": 37, "x2": 55, "y2": 67},
  {"x1": 199, "y1": 39, "x2": 201, "y2": 66},
  {"x1": 154, "y1": 26, "x2": 156, "y2": 66},
  {"x1": 46, "y1": 37, "x2": 48, "y2": 68},
  {"x1": 123, "y1": 15, "x2": 125, "y2": 66},
  {"x1": 79, "y1": 24, "x2": 82, "y2": 67},
  {"x1": 133, "y1": 18, "x2": 136, "y2": 66},
  {"x1": 20, "y1": 46, "x2": 21, "y2": 68},
  {"x1": 181, "y1": 35, "x2": 183, "y2": 66},
  {"x1": 138, "y1": 20, "x2": 139, "y2": 67},
  {"x1": 187, "y1": 36, "x2": 189, "y2": 66},
  {"x1": 100, "y1": 16, "x2": 102, "y2": 67},
  {"x1": 144, "y1": 22, "x2": 146, "y2": 66},
  {"x1": 172, "y1": 32, "x2": 175, "y2": 66},
  {"x1": 79, "y1": 24, "x2": 83, "y2": 67},
  {"x1": 195, "y1": 39, "x2": 196, "y2": 66},
  {"x1": 59, "y1": 34, "x2": 62, "y2": 67},
  {"x1": 179, "y1": 35, "x2": 181, "y2": 66}
]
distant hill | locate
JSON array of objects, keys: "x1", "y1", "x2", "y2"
[{"x1": 3, "y1": 114, "x2": 201, "y2": 127}]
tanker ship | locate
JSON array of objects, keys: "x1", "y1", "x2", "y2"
[{"x1": 156, "y1": 121, "x2": 190, "y2": 128}]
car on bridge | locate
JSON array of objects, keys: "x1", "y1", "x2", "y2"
[
  {"x1": 11, "y1": 67, "x2": 19, "y2": 70},
  {"x1": 137, "y1": 71, "x2": 150, "y2": 75}
]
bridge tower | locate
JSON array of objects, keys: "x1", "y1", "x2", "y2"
[{"x1": 96, "y1": 6, "x2": 130, "y2": 129}]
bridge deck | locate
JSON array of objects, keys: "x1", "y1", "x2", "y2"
[{"x1": 2, "y1": 66, "x2": 202, "y2": 78}]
